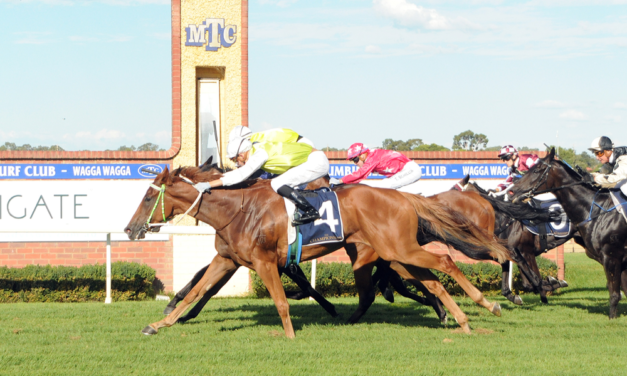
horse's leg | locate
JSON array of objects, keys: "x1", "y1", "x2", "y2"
[
  {"x1": 373, "y1": 260, "x2": 395, "y2": 303},
  {"x1": 389, "y1": 262, "x2": 448, "y2": 325},
  {"x1": 380, "y1": 242, "x2": 501, "y2": 317},
  {"x1": 283, "y1": 264, "x2": 338, "y2": 317},
  {"x1": 142, "y1": 255, "x2": 239, "y2": 335},
  {"x1": 254, "y1": 259, "x2": 296, "y2": 338},
  {"x1": 602, "y1": 253, "x2": 623, "y2": 319},
  {"x1": 164, "y1": 263, "x2": 211, "y2": 315},
  {"x1": 510, "y1": 246, "x2": 546, "y2": 293},
  {"x1": 500, "y1": 261, "x2": 523, "y2": 305},
  {"x1": 392, "y1": 263, "x2": 470, "y2": 333},
  {"x1": 345, "y1": 244, "x2": 378, "y2": 324},
  {"x1": 523, "y1": 251, "x2": 549, "y2": 304},
  {"x1": 621, "y1": 269, "x2": 627, "y2": 299}
]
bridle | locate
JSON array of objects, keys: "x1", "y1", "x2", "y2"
[
  {"x1": 142, "y1": 175, "x2": 203, "y2": 233},
  {"x1": 514, "y1": 158, "x2": 584, "y2": 202}
]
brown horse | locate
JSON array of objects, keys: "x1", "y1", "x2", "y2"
[{"x1": 125, "y1": 165, "x2": 510, "y2": 337}]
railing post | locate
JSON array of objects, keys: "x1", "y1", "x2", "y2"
[
  {"x1": 309, "y1": 259, "x2": 317, "y2": 301},
  {"x1": 105, "y1": 233, "x2": 112, "y2": 304}
]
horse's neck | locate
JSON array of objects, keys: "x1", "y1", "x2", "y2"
[
  {"x1": 551, "y1": 172, "x2": 603, "y2": 224},
  {"x1": 192, "y1": 189, "x2": 248, "y2": 230}
]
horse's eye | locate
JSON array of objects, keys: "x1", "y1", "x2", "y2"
[{"x1": 145, "y1": 196, "x2": 153, "y2": 202}]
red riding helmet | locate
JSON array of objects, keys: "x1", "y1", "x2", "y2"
[{"x1": 347, "y1": 143, "x2": 369, "y2": 160}]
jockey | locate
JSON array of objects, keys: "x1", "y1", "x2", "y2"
[
  {"x1": 496, "y1": 145, "x2": 539, "y2": 192},
  {"x1": 329, "y1": 143, "x2": 422, "y2": 190},
  {"x1": 589, "y1": 136, "x2": 627, "y2": 190},
  {"x1": 194, "y1": 127, "x2": 328, "y2": 225}
]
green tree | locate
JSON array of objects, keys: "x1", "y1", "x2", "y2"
[
  {"x1": 548, "y1": 145, "x2": 600, "y2": 171},
  {"x1": 137, "y1": 143, "x2": 161, "y2": 152},
  {"x1": 382, "y1": 138, "x2": 423, "y2": 151},
  {"x1": 452, "y1": 130, "x2": 489, "y2": 151},
  {"x1": 323, "y1": 146, "x2": 347, "y2": 151},
  {"x1": 414, "y1": 143, "x2": 450, "y2": 151}
]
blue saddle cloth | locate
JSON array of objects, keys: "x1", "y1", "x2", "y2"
[
  {"x1": 296, "y1": 187, "x2": 344, "y2": 246},
  {"x1": 522, "y1": 199, "x2": 571, "y2": 238}
]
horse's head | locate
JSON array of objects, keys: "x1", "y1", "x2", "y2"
[
  {"x1": 124, "y1": 166, "x2": 177, "y2": 240},
  {"x1": 511, "y1": 148, "x2": 566, "y2": 203},
  {"x1": 451, "y1": 174, "x2": 471, "y2": 191}
]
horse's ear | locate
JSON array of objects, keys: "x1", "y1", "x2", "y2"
[
  {"x1": 158, "y1": 166, "x2": 171, "y2": 185},
  {"x1": 548, "y1": 147, "x2": 555, "y2": 160},
  {"x1": 201, "y1": 156, "x2": 214, "y2": 167},
  {"x1": 462, "y1": 174, "x2": 470, "y2": 185}
]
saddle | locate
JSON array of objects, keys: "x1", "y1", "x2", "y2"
[
  {"x1": 283, "y1": 188, "x2": 344, "y2": 267},
  {"x1": 522, "y1": 197, "x2": 571, "y2": 250},
  {"x1": 609, "y1": 180, "x2": 627, "y2": 223}
]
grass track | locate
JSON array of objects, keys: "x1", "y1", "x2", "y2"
[{"x1": 1, "y1": 253, "x2": 627, "y2": 376}]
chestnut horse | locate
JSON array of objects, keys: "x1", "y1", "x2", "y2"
[{"x1": 125, "y1": 165, "x2": 510, "y2": 337}]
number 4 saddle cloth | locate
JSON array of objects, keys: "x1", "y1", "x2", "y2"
[{"x1": 283, "y1": 187, "x2": 344, "y2": 247}]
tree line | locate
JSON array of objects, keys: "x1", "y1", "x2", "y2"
[{"x1": 0, "y1": 142, "x2": 165, "y2": 152}]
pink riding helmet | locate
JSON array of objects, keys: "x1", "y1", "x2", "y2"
[{"x1": 347, "y1": 143, "x2": 369, "y2": 160}]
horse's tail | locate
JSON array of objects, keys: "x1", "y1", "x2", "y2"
[
  {"x1": 400, "y1": 192, "x2": 510, "y2": 263},
  {"x1": 478, "y1": 193, "x2": 553, "y2": 222}
]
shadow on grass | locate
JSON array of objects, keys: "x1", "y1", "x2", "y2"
[{"x1": 178, "y1": 302, "x2": 446, "y2": 333}]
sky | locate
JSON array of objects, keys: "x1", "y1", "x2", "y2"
[{"x1": 1, "y1": 1, "x2": 626, "y2": 152}]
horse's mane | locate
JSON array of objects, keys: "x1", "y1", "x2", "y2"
[
  {"x1": 168, "y1": 164, "x2": 266, "y2": 190},
  {"x1": 469, "y1": 182, "x2": 553, "y2": 222}
]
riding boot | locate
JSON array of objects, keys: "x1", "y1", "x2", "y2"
[{"x1": 277, "y1": 185, "x2": 320, "y2": 225}]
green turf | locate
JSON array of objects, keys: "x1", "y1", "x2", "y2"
[{"x1": 1, "y1": 253, "x2": 626, "y2": 376}]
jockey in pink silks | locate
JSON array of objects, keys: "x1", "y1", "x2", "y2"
[
  {"x1": 494, "y1": 145, "x2": 540, "y2": 195},
  {"x1": 329, "y1": 143, "x2": 422, "y2": 193}
]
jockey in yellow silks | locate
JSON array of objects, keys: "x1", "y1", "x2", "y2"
[{"x1": 194, "y1": 126, "x2": 328, "y2": 225}]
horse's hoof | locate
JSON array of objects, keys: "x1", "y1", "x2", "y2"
[
  {"x1": 513, "y1": 295, "x2": 523, "y2": 305},
  {"x1": 440, "y1": 314, "x2": 448, "y2": 326},
  {"x1": 383, "y1": 289, "x2": 395, "y2": 303},
  {"x1": 491, "y1": 302, "x2": 502, "y2": 317},
  {"x1": 548, "y1": 276, "x2": 558, "y2": 284},
  {"x1": 331, "y1": 311, "x2": 340, "y2": 318},
  {"x1": 559, "y1": 280, "x2": 569, "y2": 288},
  {"x1": 142, "y1": 326, "x2": 158, "y2": 335},
  {"x1": 163, "y1": 306, "x2": 174, "y2": 315},
  {"x1": 460, "y1": 322, "x2": 472, "y2": 335},
  {"x1": 541, "y1": 296, "x2": 548, "y2": 304}
]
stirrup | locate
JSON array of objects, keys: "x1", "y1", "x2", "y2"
[{"x1": 292, "y1": 211, "x2": 320, "y2": 226}]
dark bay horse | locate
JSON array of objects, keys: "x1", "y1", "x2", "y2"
[
  {"x1": 511, "y1": 148, "x2": 627, "y2": 318},
  {"x1": 460, "y1": 177, "x2": 571, "y2": 303},
  {"x1": 125, "y1": 165, "x2": 509, "y2": 337}
]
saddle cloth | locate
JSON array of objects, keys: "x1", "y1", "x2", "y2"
[
  {"x1": 523, "y1": 199, "x2": 571, "y2": 238},
  {"x1": 284, "y1": 187, "x2": 344, "y2": 246},
  {"x1": 609, "y1": 180, "x2": 627, "y2": 223}
]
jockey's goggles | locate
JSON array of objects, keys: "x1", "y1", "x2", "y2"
[
  {"x1": 350, "y1": 156, "x2": 360, "y2": 164},
  {"x1": 593, "y1": 150, "x2": 605, "y2": 157},
  {"x1": 500, "y1": 154, "x2": 513, "y2": 161}
]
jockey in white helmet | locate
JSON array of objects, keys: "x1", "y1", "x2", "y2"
[
  {"x1": 589, "y1": 136, "x2": 627, "y2": 193},
  {"x1": 194, "y1": 127, "x2": 328, "y2": 225}
]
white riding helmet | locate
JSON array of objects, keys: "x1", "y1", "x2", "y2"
[
  {"x1": 588, "y1": 136, "x2": 613, "y2": 152},
  {"x1": 226, "y1": 138, "x2": 252, "y2": 159},
  {"x1": 229, "y1": 125, "x2": 252, "y2": 143}
]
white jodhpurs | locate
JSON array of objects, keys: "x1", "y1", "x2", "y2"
[
  {"x1": 270, "y1": 151, "x2": 330, "y2": 192},
  {"x1": 360, "y1": 161, "x2": 422, "y2": 191}
]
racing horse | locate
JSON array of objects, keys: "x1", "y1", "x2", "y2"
[
  {"x1": 511, "y1": 148, "x2": 627, "y2": 318},
  {"x1": 125, "y1": 164, "x2": 510, "y2": 337},
  {"x1": 460, "y1": 176, "x2": 571, "y2": 303}
]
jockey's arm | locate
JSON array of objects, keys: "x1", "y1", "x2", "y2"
[
  {"x1": 209, "y1": 149, "x2": 269, "y2": 189},
  {"x1": 593, "y1": 155, "x2": 627, "y2": 187},
  {"x1": 341, "y1": 158, "x2": 378, "y2": 184}
]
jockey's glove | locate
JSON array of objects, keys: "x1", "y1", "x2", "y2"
[
  {"x1": 194, "y1": 182, "x2": 211, "y2": 193},
  {"x1": 329, "y1": 178, "x2": 343, "y2": 186}
]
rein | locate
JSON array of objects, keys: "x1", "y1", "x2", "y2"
[{"x1": 144, "y1": 175, "x2": 203, "y2": 231}]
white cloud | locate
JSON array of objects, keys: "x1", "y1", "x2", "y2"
[
  {"x1": 373, "y1": 0, "x2": 481, "y2": 30},
  {"x1": 535, "y1": 100, "x2": 569, "y2": 108},
  {"x1": 614, "y1": 102, "x2": 627, "y2": 109},
  {"x1": 559, "y1": 110, "x2": 587, "y2": 121},
  {"x1": 365, "y1": 45, "x2": 382, "y2": 54},
  {"x1": 13, "y1": 31, "x2": 54, "y2": 45}
]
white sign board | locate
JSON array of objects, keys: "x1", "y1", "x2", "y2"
[{"x1": 0, "y1": 180, "x2": 169, "y2": 241}]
